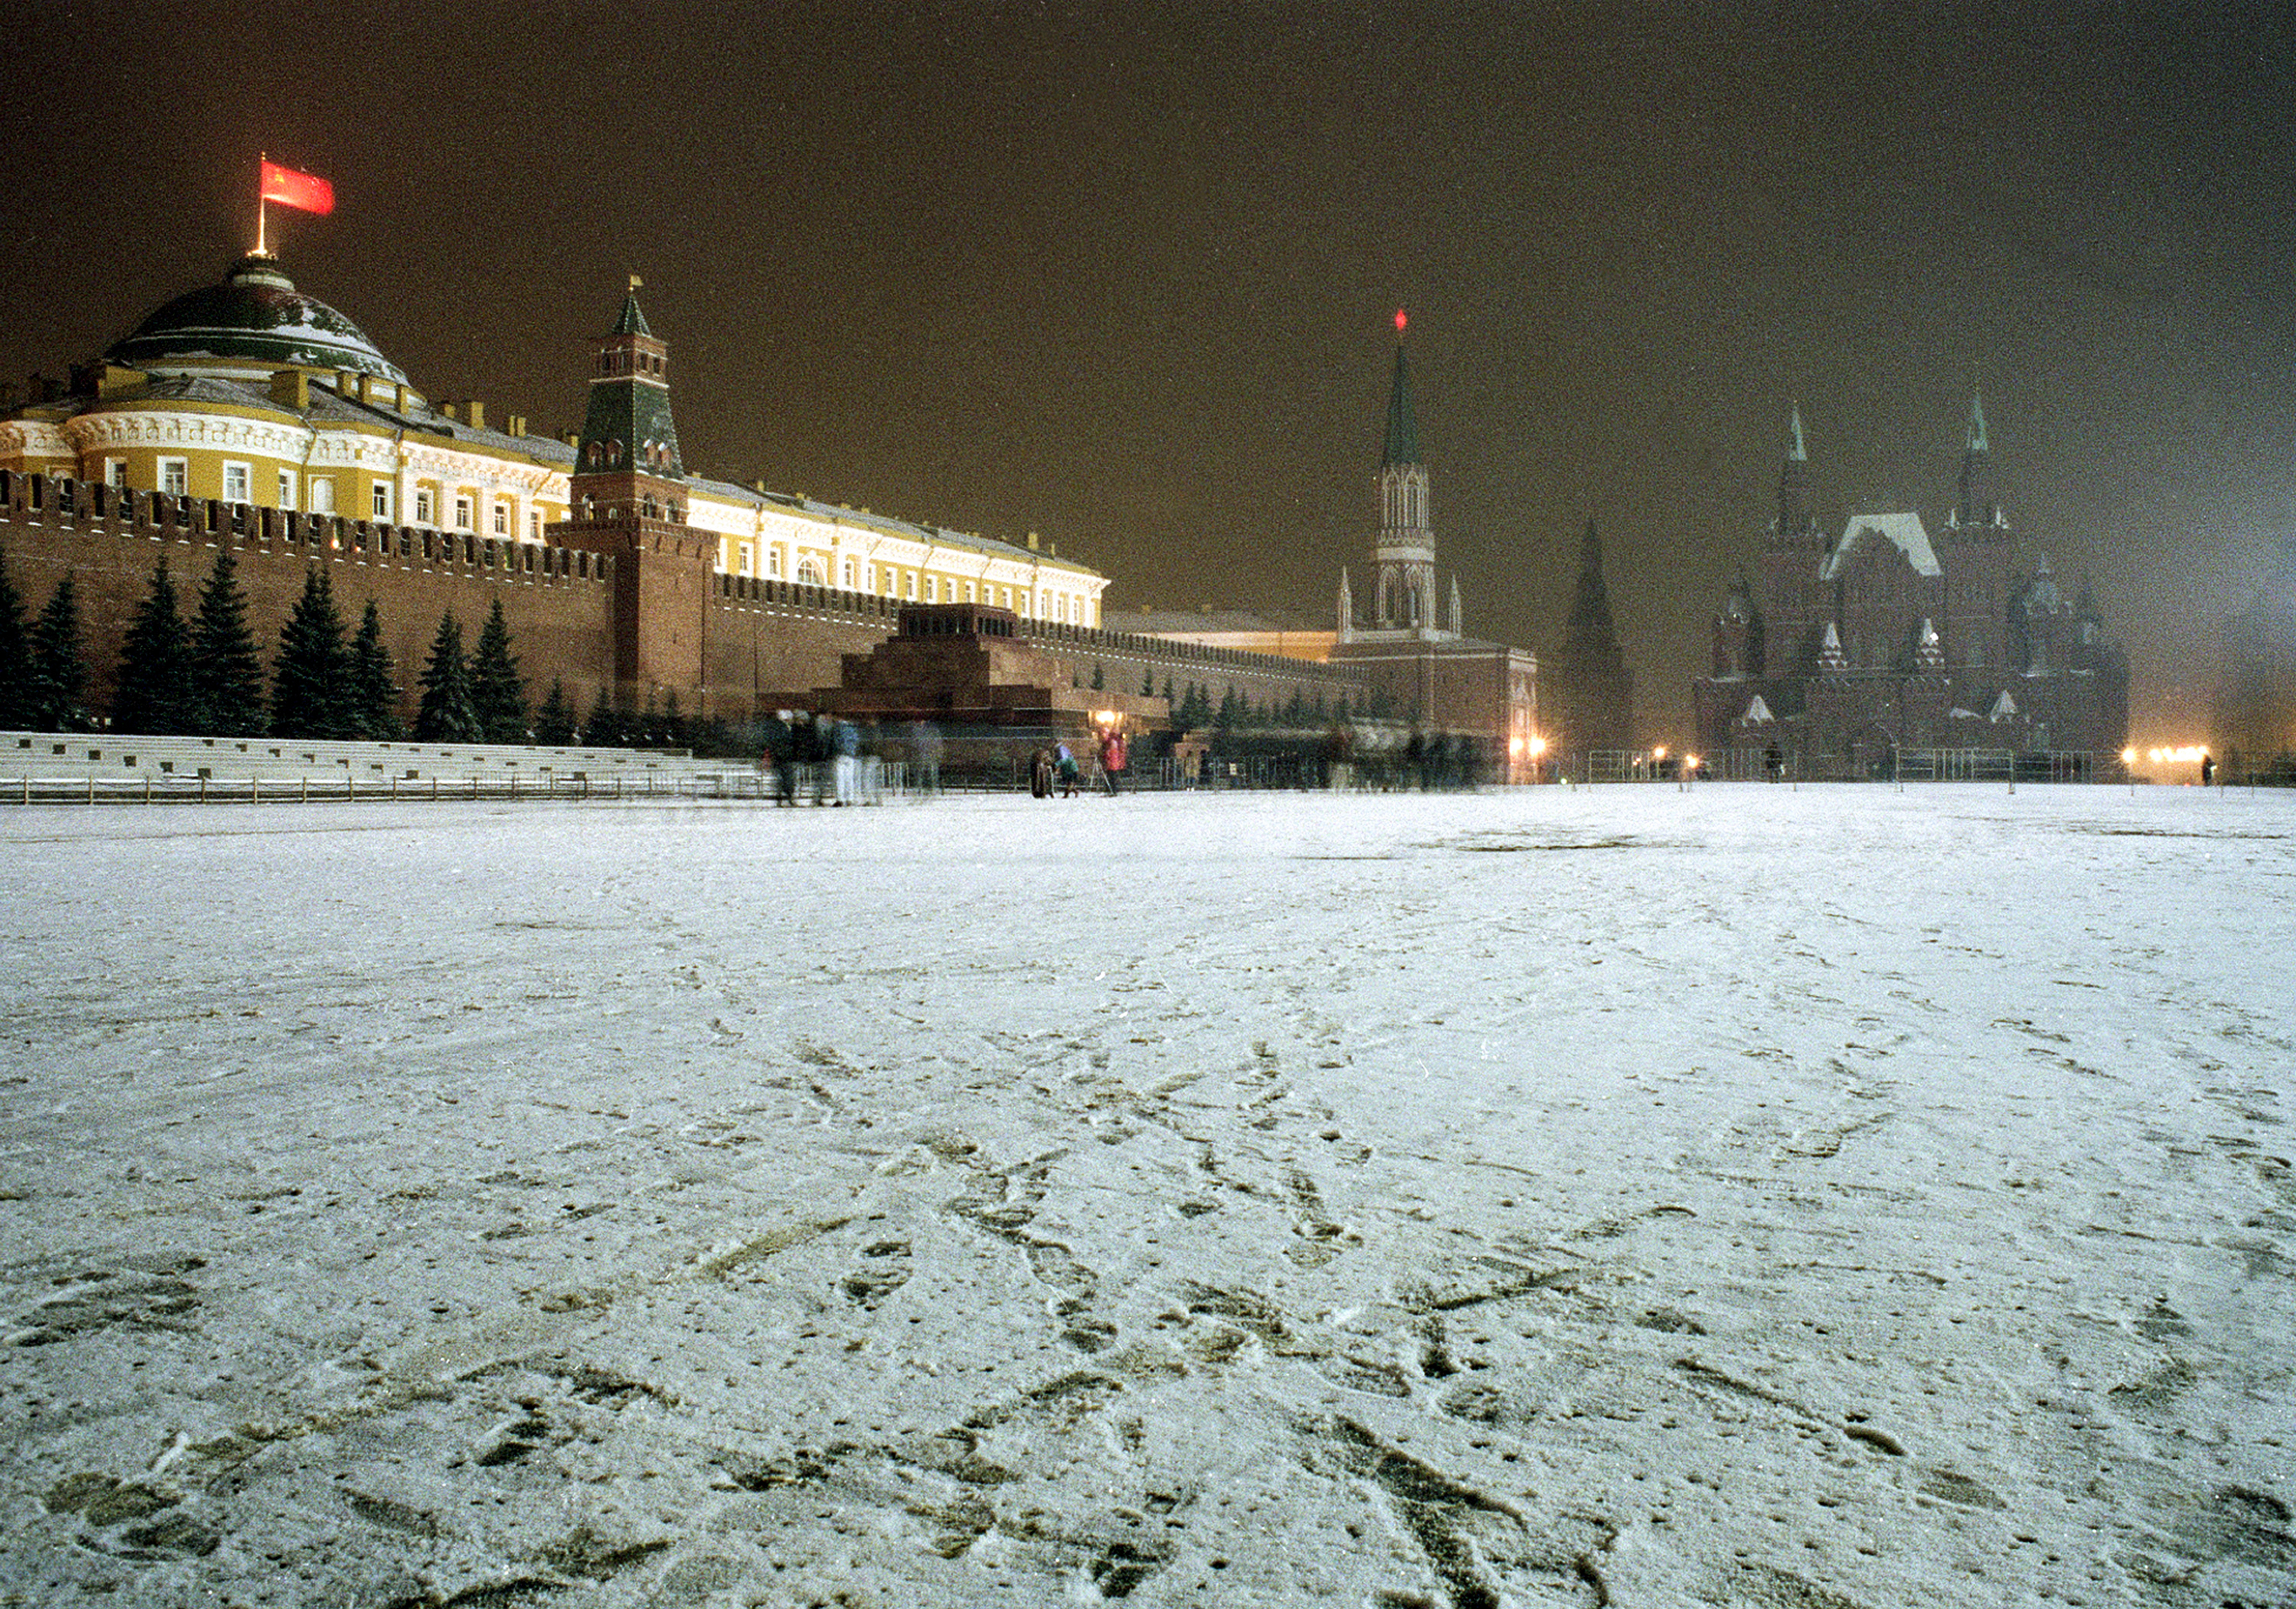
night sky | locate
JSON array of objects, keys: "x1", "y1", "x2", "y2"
[{"x1": 8, "y1": 1, "x2": 2293, "y2": 745}]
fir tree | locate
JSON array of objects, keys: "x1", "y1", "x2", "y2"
[
  {"x1": 583, "y1": 686, "x2": 621, "y2": 748},
  {"x1": 1215, "y1": 686, "x2": 1239, "y2": 730},
  {"x1": 111, "y1": 555, "x2": 196, "y2": 734},
  {"x1": 468, "y1": 599, "x2": 527, "y2": 744},
  {"x1": 1090, "y1": 661, "x2": 1105, "y2": 691},
  {"x1": 1142, "y1": 669, "x2": 1155, "y2": 698},
  {"x1": 0, "y1": 548, "x2": 32, "y2": 729},
  {"x1": 533, "y1": 678, "x2": 576, "y2": 745},
  {"x1": 636, "y1": 689, "x2": 661, "y2": 746},
  {"x1": 660, "y1": 688, "x2": 687, "y2": 749},
  {"x1": 346, "y1": 600, "x2": 401, "y2": 739},
  {"x1": 271, "y1": 566, "x2": 352, "y2": 738},
  {"x1": 414, "y1": 612, "x2": 480, "y2": 741},
  {"x1": 187, "y1": 545, "x2": 266, "y2": 736},
  {"x1": 25, "y1": 574, "x2": 89, "y2": 732},
  {"x1": 1161, "y1": 677, "x2": 1174, "y2": 706}
]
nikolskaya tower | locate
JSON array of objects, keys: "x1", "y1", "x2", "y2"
[{"x1": 1338, "y1": 311, "x2": 1461, "y2": 643}]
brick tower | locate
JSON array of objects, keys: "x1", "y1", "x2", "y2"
[{"x1": 548, "y1": 280, "x2": 718, "y2": 710}]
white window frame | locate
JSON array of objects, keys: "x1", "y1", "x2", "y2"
[
  {"x1": 964, "y1": 580, "x2": 975, "y2": 603},
  {"x1": 768, "y1": 545, "x2": 784, "y2": 578},
  {"x1": 527, "y1": 509, "x2": 541, "y2": 540},
  {"x1": 372, "y1": 481, "x2": 393, "y2": 521},
  {"x1": 904, "y1": 570, "x2": 917, "y2": 601},
  {"x1": 277, "y1": 469, "x2": 297, "y2": 511},
  {"x1": 414, "y1": 487, "x2": 434, "y2": 526},
  {"x1": 158, "y1": 457, "x2": 188, "y2": 497},
  {"x1": 739, "y1": 542, "x2": 754, "y2": 577},
  {"x1": 104, "y1": 458, "x2": 128, "y2": 491},
  {"x1": 455, "y1": 494, "x2": 474, "y2": 532},
  {"x1": 841, "y1": 556, "x2": 856, "y2": 589},
  {"x1": 311, "y1": 477, "x2": 336, "y2": 514},
  {"x1": 491, "y1": 501, "x2": 508, "y2": 537},
  {"x1": 221, "y1": 461, "x2": 251, "y2": 505}
]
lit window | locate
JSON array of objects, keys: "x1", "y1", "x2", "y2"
[
  {"x1": 372, "y1": 481, "x2": 393, "y2": 520},
  {"x1": 455, "y1": 495, "x2": 473, "y2": 531},
  {"x1": 492, "y1": 502, "x2": 508, "y2": 536},
  {"x1": 222, "y1": 462, "x2": 250, "y2": 504},
  {"x1": 104, "y1": 459, "x2": 128, "y2": 491},
  {"x1": 414, "y1": 488, "x2": 434, "y2": 525},
  {"x1": 311, "y1": 478, "x2": 335, "y2": 513},
  {"x1": 277, "y1": 470, "x2": 297, "y2": 510}
]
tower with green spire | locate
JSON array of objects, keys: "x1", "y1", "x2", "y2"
[
  {"x1": 1360, "y1": 319, "x2": 1445, "y2": 638},
  {"x1": 550, "y1": 280, "x2": 719, "y2": 712}
]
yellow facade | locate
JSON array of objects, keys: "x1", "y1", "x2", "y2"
[{"x1": 2, "y1": 253, "x2": 1108, "y2": 625}]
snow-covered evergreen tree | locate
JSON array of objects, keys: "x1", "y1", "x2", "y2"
[
  {"x1": 270, "y1": 567, "x2": 352, "y2": 738},
  {"x1": 188, "y1": 545, "x2": 267, "y2": 736},
  {"x1": 583, "y1": 686, "x2": 621, "y2": 748},
  {"x1": 468, "y1": 599, "x2": 526, "y2": 744},
  {"x1": 533, "y1": 679, "x2": 576, "y2": 746},
  {"x1": 111, "y1": 555, "x2": 196, "y2": 734},
  {"x1": 25, "y1": 574, "x2": 90, "y2": 732},
  {"x1": 414, "y1": 612, "x2": 480, "y2": 742},
  {"x1": 0, "y1": 548, "x2": 31, "y2": 729},
  {"x1": 347, "y1": 600, "x2": 401, "y2": 740}
]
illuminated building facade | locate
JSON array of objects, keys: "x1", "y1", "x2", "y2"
[
  {"x1": 1693, "y1": 402, "x2": 2128, "y2": 777},
  {"x1": 0, "y1": 254, "x2": 1113, "y2": 720}
]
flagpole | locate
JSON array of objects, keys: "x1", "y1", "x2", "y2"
[{"x1": 256, "y1": 151, "x2": 268, "y2": 257}]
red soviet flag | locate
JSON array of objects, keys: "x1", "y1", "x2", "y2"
[{"x1": 260, "y1": 161, "x2": 334, "y2": 216}]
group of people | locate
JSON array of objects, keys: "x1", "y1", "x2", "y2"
[
  {"x1": 756, "y1": 710, "x2": 913, "y2": 806},
  {"x1": 1030, "y1": 727, "x2": 1127, "y2": 799}
]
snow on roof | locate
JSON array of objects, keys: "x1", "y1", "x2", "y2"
[
  {"x1": 1740, "y1": 694, "x2": 1774, "y2": 724},
  {"x1": 1989, "y1": 690, "x2": 2019, "y2": 721},
  {"x1": 1821, "y1": 511, "x2": 1940, "y2": 580}
]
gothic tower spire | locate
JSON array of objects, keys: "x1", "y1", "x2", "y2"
[
  {"x1": 1955, "y1": 391, "x2": 1998, "y2": 528},
  {"x1": 1370, "y1": 310, "x2": 1441, "y2": 634},
  {"x1": 1774, "y1": 402, "x2": 1817, "y2": 545}
]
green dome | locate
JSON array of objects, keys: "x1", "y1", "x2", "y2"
[{"x1": 106, "y1": 255, "x2": 410, "y2": 385}]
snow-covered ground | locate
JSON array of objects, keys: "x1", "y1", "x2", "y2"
[{"x1": 2, "y1": 783, "x2": 2290, "y2": 1608}]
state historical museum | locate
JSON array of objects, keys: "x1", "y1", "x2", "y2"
[{"x1": 1693, "y1": 403, "x2": 2128, "y2": 780}]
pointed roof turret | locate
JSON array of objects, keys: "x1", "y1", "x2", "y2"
[
  {"x1": 1774, "y1": 404, "x2": 1817, "y2": 543},
  {"x1": 1563, "y1": 518, "x2": 1622, "y2": 656},
  {"x1": 613, "y1": 292, "x2": 652, "y2": 338},
  {"x1": 1954, "y1": 390, "x2": 2000, "y2": 530},
  {"x1": 1382, "y1": 343, "x2": 1419, "y2": 467}
]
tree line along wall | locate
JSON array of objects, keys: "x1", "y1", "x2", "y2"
[
  {"x1": 0, "y1": 473, "x2": 612, "y2": 728},
  {"x1": 6, "y1": 468, "x2": 1369, "y2": 734}
]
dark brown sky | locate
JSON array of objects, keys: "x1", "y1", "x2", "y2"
[{"x1": 8, "y1": 0, "x2": 2292, "y2": 743}]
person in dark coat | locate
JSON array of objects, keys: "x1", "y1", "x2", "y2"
[{"x1": 1029, "y1": 746, "x2": 1054, "y2": 798}]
